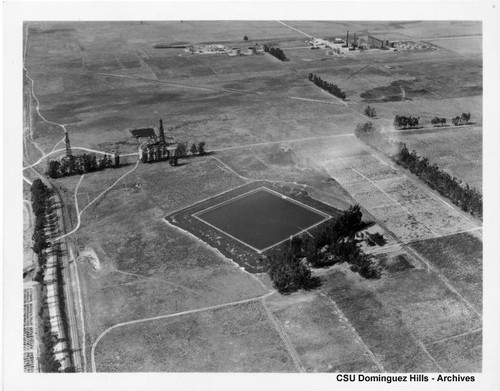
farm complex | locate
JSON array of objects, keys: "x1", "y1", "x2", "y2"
[{"x1": 22, "y1": 20, "x2": 483, "y2": 374}]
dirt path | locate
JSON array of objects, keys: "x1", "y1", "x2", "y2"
[
  {"x1": 262, "y1": 294, "x2": 305, "y2": 372},
  {"x1": 276, "y1": 20, "x2": 313, "y2": 39},
  {"x1": 53, "y1": 159, "x2": 140, "y2": 242},
  {"x1": 319, "y1": 291, "x2": 386, "y2": 372}
]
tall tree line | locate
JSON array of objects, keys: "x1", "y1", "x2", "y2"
[
  {"x1": 30, "y1": 179, "x2": 70, "y2": 372},
  {"x1": 263, "y1": 45, "x2": 287, "y2": 61},
  {"x1": 308, "y1": 73, "x2": 347, "y2": 100}
]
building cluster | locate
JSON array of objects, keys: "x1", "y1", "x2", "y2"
[
  {"x1": 184, "y1": 43, "x2": 261, "y2": 57},
  {"x1": 308, "y1": 31, "x2": 394, "y2": 53},
  {"x1": 185, "y1": 44, "x2": 228, "y2": 54}
]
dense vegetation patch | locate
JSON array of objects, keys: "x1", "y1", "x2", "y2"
[
  {"x1": 268, "y1": 205, "x2": 382, "y2": 294},
  {"x1": 394, "y1": 115, "x2": 420, "y2": 130},
  {"x1": 47, "y1": 153, "x2": 118, "y2": 179}
]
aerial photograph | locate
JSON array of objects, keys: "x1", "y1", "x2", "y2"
[{"x1": 22, "y1": 20, "x2": 483, "y2": 374}]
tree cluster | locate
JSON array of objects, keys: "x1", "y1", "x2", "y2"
[
  {"x1": 47, "y1": 153, "x2": 117, "y2": 179},
  {"x1": 393, "y1": 115, "x2": 419, "y2": 129},
  {"x1": 267, "y1": 205, "x2": 381, "y2": 294},
  {"x1": 451, "y1": 112, "x2": 471, "y2": 126},
  {"x1": 364, "y1": 105, "x2": 377, "y2": 118},
  {"x1": 268, "y1": 249, "x2": 321, "y2": 294},
  {"x1": 308, "y1": 73, "x2": 347, "y2": 100},
  {"x1": 263, "y1": 45, "x2": 287, "y2": 61},
  {"x1": 431, "y1": 117, "x2": 447, "y2": 127},
  {"x1": 355, "y1": 122, "x2": 482, "y2": 218},
  {"x1": 189, "y1": 141, "x2": 206, "y2": 157}
]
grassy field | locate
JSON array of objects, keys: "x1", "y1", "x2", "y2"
[
  {"x1": 321, "y1": 262, "x2": 481, "y2": 372},
  {"x1": 267, "y1": 291, "x2": 378, "y2": 372},
  {"x1": 94, "y1": 300, "x2": 296, "y2": 372},
  {"x1": 409, "y1": 232, "x2": 483, "y2": 313},
  {"x1": 23, "y1": 21, "x2": 482, "y2": 372}
]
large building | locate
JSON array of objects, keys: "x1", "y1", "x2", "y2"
[{"x1": 368, "y1": 35, "x2": 390, "y2": 49}]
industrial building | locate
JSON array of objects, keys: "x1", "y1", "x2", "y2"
[{"x1": 368, "y1": 35, "x2": 390, "y2": 49}]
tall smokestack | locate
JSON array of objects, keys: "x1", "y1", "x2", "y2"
[
  {"x1": 64, "y1": 128, "x2": 72, "y2": 158},
  {"x1": 159, "y1": 118, "x2": 165, "y2": 144},
  {"x1": 347, "y1": 30, "x2": 349, "y2": 45}
]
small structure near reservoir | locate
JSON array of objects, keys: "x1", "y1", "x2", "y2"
[{"x1": 129, "y1": 127, "x2": 157, "y2": 140}]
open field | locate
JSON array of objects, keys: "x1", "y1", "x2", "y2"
[
  {"x1": 409, "y1": 232, "x2": 483, "y2": 313},
  {"x1": 321, "y1": 262, "x2": 481, "y2": 372},
  {"x1": 23, "y1": 21, "x2": 482, "y2": 373},
  {"x1": 267, "y1": 291, "x2": 378, "y2": 372},
  {"x1": 94, "y1": 300, "x2": 296, "y2": 372}
]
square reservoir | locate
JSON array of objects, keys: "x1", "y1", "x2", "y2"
[{"x1": 194, "y1": 187, "x2": 330, "y2": 253}]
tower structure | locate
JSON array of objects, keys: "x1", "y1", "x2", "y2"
[
  {"x1": 159, "y1": 118, "x2": 166, "y2": 144},
  {"x1": 64, "y1": 128, "x2": 72, "y2": 158}
]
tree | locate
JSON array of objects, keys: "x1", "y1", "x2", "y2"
[
  {"x1": 243, "y1": 35, "x2": 248, "y2": 41},
  {"x1": 364, "y1": 105, "x2": 376, "y2": 118},
  {"x1": 268, "y1": 249, "x2": 320, "y2": 294},
  {"x1": 47, "y1": 160, "x2": 61, "y2": 178},
  {"x1": 198, "y1": 141, "x2": 206, "y2": 156},
  {"x1": 190, "y1": 143, "x2": 198, "y2": 156},
  {"x1": 175, "y1": 142, "x2": 188, "y2": 158}
]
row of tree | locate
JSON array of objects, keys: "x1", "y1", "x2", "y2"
[
  {"x1": 30, "y1": 180, "x2": 75, "y2": 372},
  {"x1": 47, "y1": 153, "x2": 118, "y2": 179},
  {"x1": 31, "y1": 179, "x2": 52, "y2": 281},
  {"x1": 355, "y1": 122, "x2": 482, "y2": 218},
  {"x1": 394, "y1": 115, "x2": 420, "y2": 129},
  {"x1": 38, "y1": 293, "x2": 63, "y2": 372},
  {"x1": 37, "y1": 282, "x2": 75, "y2": 373},
  {"x1": 141, "y1": 141, "x2": 206, "y2": 166},
  {"x1": 263, "y1": 45, "x2": 287, "y2": 61},
  {"x1": 268, "y1": 205, "x2": 381, "y2": 294},
  {"x1": 308, "y1": 73, "x2": 347, "y2": 100},
  {"x1": 364, "y1": 105, "x2": 377, "y2": 118}
]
